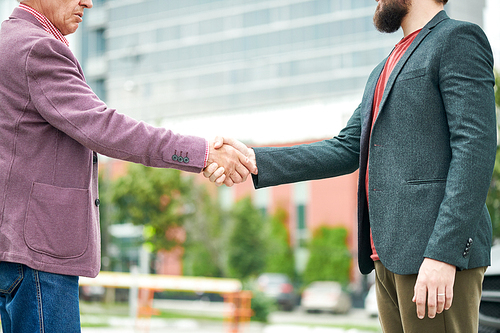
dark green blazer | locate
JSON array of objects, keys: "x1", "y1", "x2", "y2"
[{"x1": 252, "y1": 11, "x2": 497, "y2": 275}]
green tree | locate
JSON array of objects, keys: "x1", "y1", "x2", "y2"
[
  {"x1": 487, "y1": 152, "x2": 500, "y2": 241},
  {"x1": 227, "y1": 197, "x2": 267, "y2": 279},
  {"x1": 486, "y1": 71, "x2": 500, "y2": 241},
  {"x1": 98, "y1": 172, "x2": 112, "y2": 271},
  {"x1": 302, "y1": 226, "x2": 352, "y2": 286},
  {"x1": 110, "y1": 164, "x2": 195, "y2": 252},
  {"x1": 183, "y1": 187, "x2": 228, "y2": 277},
  {"x1": 264, "y1": 208, "x2": 295, "y2": 279}
]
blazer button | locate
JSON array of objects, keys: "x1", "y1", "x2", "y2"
[
  {"x1": 183, "y1": 157, "x2": 190, "y2": 163},
  {"x1": 172, "y1": 155, "x2": 178, "y2": 161},
  {"x1": 95, "y1": 199, "x2": 101, "y2": 207}
]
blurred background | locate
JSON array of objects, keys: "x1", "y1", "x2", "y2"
[{"x1": 0, "y1": 0, "x2": 498, "y2": 332}]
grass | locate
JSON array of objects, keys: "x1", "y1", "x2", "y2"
[
  {"x1": 80, "y1": 301, "x2": 127, "y2": 327},
  {"x1": 80, "y1": 301, "x2": 222, "y2": 328}
]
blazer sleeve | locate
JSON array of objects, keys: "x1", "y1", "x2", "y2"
[
  {"x1": 25, "y1": 37, "x2": 207, "y2": 173},
  {"x1": 423, "y1": 23, "x2": 497, "y2": 268},
  {"x1": 253, "y1": 104, "x2": 362, "y2": 189}
]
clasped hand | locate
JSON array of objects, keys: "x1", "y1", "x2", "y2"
[{"x1": 205, "y1": 136, "x2": 257, "y2": 187}]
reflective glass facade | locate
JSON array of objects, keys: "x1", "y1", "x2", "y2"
[
  {"x1": 0, "y1": 0, "x2": 486, "y2": 143},
  {"x1": 84, "y1": 0, "x2": 402, "y2": 129}
]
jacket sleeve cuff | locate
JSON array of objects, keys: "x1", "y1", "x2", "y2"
[{"x1": 203, "y1": 139, "x2": 209, "y2": 169}]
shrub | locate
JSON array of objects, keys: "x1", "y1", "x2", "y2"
[{"x1": 302, "y1": 226, "x2": 351, "y2": 285}]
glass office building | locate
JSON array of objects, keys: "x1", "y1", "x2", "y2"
[
  {"x1": 83, "y1": 0, "x2": 403, "y2": 144},
  {"x1": 0, "y1": 0, "x2": 488, "y2": 144},
  {"x1": 78, "y1": 0, "x2": 486, "y2": 144}
]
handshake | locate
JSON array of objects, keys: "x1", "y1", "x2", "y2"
[{"x1": 204, "y1": 136, "x2": 257, "y2": 187}]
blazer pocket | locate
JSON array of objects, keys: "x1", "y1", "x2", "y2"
[
  {"x1": 24, "y1": 182, "x2": 89, "y2": 258},
  {"x1": 397, "y1": 68, "x2": 426, "y2": 82},
  {"x1": 406, "y1": 178, "x2": 446, "y2": 185}
]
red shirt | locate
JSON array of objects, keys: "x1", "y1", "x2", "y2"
[
  {"x1": 19, "y1": 4, "x2": 70, "y2": 47},
  {"x1": 367, "y1": 29, "x2": 422, "y2": 261}
]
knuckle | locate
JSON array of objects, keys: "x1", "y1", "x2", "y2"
[{"x1": 416, "y1": 299, "x2": 426, "y2": 306}]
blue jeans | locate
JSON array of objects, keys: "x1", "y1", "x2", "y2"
[{"x1": 0, "y1": 262, "x2": 81, "y2": 332}]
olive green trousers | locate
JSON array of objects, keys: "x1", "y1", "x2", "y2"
[{"x1": 374, "y1": 260, "x2": 486, "y2": 333}]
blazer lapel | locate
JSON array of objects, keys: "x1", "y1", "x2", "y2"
[{"x1": 375, "y1": 11, "x2": 449, "y2": 120}]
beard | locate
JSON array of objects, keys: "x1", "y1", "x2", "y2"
[{"x1": 373, "y1": 0, "x2": 410, "y2": 33}]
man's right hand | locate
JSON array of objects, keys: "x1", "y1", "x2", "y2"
[{"x1": 204, "y1": 137, "x2": 257, "y2": 187}]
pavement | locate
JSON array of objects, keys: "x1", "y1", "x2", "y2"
[
  {"x1": 81, "y1": 320, "x2": 378, "y2": 333},
  {"x1": 80, "y1": 299, "x2": 382, "y2": 333}
]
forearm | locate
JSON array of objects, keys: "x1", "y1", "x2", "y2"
[{"x1": 253, "y1": 139, "x2": 360, "y2": 188}]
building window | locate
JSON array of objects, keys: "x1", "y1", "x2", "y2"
[
  {"x1": 255, "y1": 188, "x2": 270, "y2": 217},
  {"x1": 243, "y1": 9, "x2": 270, "y2": 27},
  {"x1": 92, "y1": 0, "x2": 106, "y2": 7},
  {"x1": 294, "y1": 182, "x2": 309, "y2": 248},
  {"x1": 89, "y1": 78, "x2": 106, "y2": 101},
  {"x1": 296, "y1": 204, "x2": 307, "y2": 247},
  {"x1": 86, "y1": 28, "x2": 106, "y2": 58}
]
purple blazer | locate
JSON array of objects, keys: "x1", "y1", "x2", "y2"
[{"x1": 0, "y1": 8, "x2": 207, "y2": 277}]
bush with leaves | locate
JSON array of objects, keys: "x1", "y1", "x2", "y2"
[
  {"x1": 227, "y1": 197, "x2": 267, "y2": 280},
  {"x1": 486, "y1": 72, "x2": 500, "y2": 242},
  {"x1": 487, "y1": 150, "x2": 500, "y2": 242},
  {"x1": 110, "y1": 164, "x2": 195, "y2": 252},
  {"x1": 264, "y1": 208, "x2": 295, "y2": 279},
  {"x1": 182, "y1": 187, "x2": 228, "y2": 278},
  {"x1": 242, "y1": 282, "x2": 275, "y2": 323},
  {"x1": 302, "y1": 226, "x2": 352, "y2": 286}
]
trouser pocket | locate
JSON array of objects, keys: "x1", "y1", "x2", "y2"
[{"x1": 0, "y1": 262, "x2": 23, "y2": 294}]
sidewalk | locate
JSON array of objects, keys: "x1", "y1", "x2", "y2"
[
  {"x1": 82, "y1": 321, "x2": 377, "y2": 333},
  {"x1": 80, "y1": 300, "x2": 381, "y2": 333}
]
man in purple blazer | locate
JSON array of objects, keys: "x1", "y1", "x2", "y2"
[{"x1": 0, "y1": 0, "x2": 255, "y2": 332}]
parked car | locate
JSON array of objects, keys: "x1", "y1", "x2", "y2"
[
  {"x1": 365, "y1": 283, "x2": 378, "y2": 318},
  {"x1": 257, "y1": 273, "x2": 297, "y2": 311},
  {"x1": 79, "y1": 285, "x2": 105, "y2": 302},
  {"x1": 479, "y1": 244, "x2": 500, "y2": 333},
  {"x1": 301, "y1": 281, "x2": 351, "y2": 314}
]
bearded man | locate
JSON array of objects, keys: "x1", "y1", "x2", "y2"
[{"x1": 205, "y1": 0, "x2": 497, "y2": 331}]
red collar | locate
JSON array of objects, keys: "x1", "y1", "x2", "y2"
[{"x1": 19, "y1": 4, "x2": 69, "y2": 47}]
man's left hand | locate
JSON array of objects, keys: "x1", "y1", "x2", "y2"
[{"x1": 413, "y1": 258, "x2": 456, "y2": 319}]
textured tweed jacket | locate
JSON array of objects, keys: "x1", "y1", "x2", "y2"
[
  {"x1": 0, "y1": 8, "x2": 207, "y2": 278},
  {"x1": 253, "y1": 11, "x2": 497, "y2": 275}
]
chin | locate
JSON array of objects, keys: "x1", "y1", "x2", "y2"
[{"x1": 63, "y1": 25, "x2": 79, "y2": 36}]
